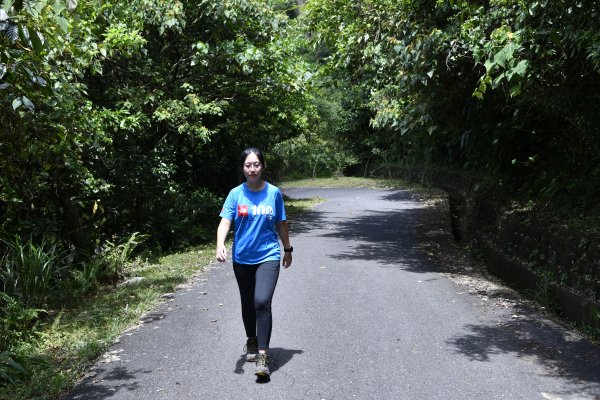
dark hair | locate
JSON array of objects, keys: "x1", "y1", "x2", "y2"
[{"x1": 240, "y1": 147, "x2": 266, "y2": 169}]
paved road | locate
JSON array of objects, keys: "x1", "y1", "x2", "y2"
[{"x1": 67, "y1": 188, "x2": 600, "y2": 400}]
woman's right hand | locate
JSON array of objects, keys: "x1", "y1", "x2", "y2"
[
  {"x1": 216, "y1": 218, "x2": 232, "y2": 262},
  {"x1": 216, "y1": 244, "x2": 228, "y2": 262}
]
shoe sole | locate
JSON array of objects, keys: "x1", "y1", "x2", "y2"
[{"x1": 255, "y1": 370, "x2": 270, "y2": 377}]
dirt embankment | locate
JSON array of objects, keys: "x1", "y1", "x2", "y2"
[{"x1": 404, "y1": 168, "x2": 600, "y2": 335}]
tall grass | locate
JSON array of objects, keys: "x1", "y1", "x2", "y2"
[
  {"x1": 0, "y1": 235, "x2": 66, "y2": 308},
  {"x1": 0, "y1": 352, "x2": 29, "y2": 385},
  {"x1": 0, "y1": 234, "x2": 56, "y2": 385},
  {"x1": 0, "y1": 292, "x2": 45, "y2": 351},
  {"x1": 0, "y1": 232, "x2": 150, "y2": 387},
  {"x1": 69, "y1": 232, "x2": 149, "y2": 295}
]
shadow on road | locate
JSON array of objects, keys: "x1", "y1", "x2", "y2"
[
  {"x1": 233, "y1": 347, "x2": 304, "y2": 376},
  {"x1": 271, "y1": 347, "x2": 304, "y2": 372},
  {"x1": 66, "y1": 367, "x2": 151, "y2": 399},
  {"x1": 288, "y1": 209, "x2": 328, "y2": 235},
  {"x1": 445, "y1": 315, "x2": 600, "y2": 391},
  {"x1": 323, "y1": 209, "x2": 431, "y2": 273},
  {"x1": 139, "y1": 312, "x2": 166, "y2": 325}
]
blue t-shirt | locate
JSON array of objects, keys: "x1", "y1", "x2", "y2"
[{"x1": 219, "y1": 182, "x2": 286, "y2": 264}]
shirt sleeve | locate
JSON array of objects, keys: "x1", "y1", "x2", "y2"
[
  {"x1": 275, "y1": 188, "x2": 286, "y2": 222},
  {"x1": 219, "y1": 187, "x2": 238, "y2": 221}
]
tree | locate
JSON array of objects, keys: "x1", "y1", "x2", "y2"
[
  {"x1": 304, "y1": 0, "x2": 600, "y2": 207},
  {"x1": 1, "y1": 0, "x2": 316, "y2": 254}
]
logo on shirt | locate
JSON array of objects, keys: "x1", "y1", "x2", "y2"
[
  {"x1": 237, "y1": 204, "x2": 274, "y2": 218},
  {"x1": 252, "y1": 205, "x2": 273, "y2": 216},
  {"x1": 237, "y1": 205, "x2": 248, "y2": 217}
]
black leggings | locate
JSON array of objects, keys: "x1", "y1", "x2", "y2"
[{"x1": 233, "y1": 260, "x2": 280, "y2": 350}]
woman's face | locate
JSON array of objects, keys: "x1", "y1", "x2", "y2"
[{"x1": 242, "y1": 152, "x2": 263, "y2": 184}]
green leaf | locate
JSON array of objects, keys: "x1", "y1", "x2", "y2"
[
  {"x1": 12, "y1": 97, "x2": 22, "y2": 110},
  {"x1": 66, "y1": 0, "x2": 77, "y2": 11},
  {"x1": 492, "y1": 72, "x2": 505, "y2": 89},
  {"x1": 0, "y1": 8, "x2": 8, "y2": 24},
  {"x1": 5, "y1": 24, "x2": 18, "y2": 42},
  {"x1": 18, "y1": 24, "x2": 29, "y2": 43},
  {"x1": 32, "y1": 0, "x2": 46, "y2": 16},
  {"x1": 29, "y1": 30, "x2": 43, "y2": 52},
  {"x1": 509, "y1": 83, "x2": 521, "y2": 97},
  {"x1": 484, "y1": 59, "x2": 495, "y2": 73},
  {"x1": 6, "y1": 358, "x2": 28, "y2": 375},
  {"x1": 34, "y1": 76, "x2": 46, "y2": 86},
  {"x1": 21, "y1": 96, "x2": 34, "y2": 110},
  {"x1": 52, "y1": 0, "x2": 65, "y2": 14},
  {"x1": 55, "y1": 16, "x2": 68, "y2": 33},
  {"x1": 512, "y1": 59, "x2": 528, "y2": 77},
  {"x1": 493, "y1": 42, "x2": 518, "y2": 68}
]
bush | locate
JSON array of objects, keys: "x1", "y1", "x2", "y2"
[
  {"x1": 0, "y1": 235, "x2": 66, "y2": 308},
  {"x1": 0, "y1": 351, "x2": 29, "y2": 386},
  {"x1": 148, "y1": 189, "x2": 223, "y2": 250},
  {"x1": 87, "y1": 232, "x2": 149, "y2": 285},
  {"x1": 0, "y1": 292, "x2": 45, "y2": 352}
]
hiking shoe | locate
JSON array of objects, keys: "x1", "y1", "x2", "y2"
[
  {"x1": 244, "y1": 337, "x2": 258, "y2": 362},
  {"x1": 255, "y1": 353, "x2": 270, "y2": 377}
]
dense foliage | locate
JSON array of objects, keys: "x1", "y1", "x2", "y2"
[
  {"x1": 305, "y1": 0, "x2": 600, "y2": 209},
  {"x1": 1, "y1": 0, "x2": 314, "y2": 255}
]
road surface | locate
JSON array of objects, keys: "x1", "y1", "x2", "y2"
[{"x1": 67, "y1": 188, "x2": 600, "y2": 400}]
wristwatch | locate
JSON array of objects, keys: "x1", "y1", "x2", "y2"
[{"x1": 284, "y1": 246, "x2": 293, "y2": 253}]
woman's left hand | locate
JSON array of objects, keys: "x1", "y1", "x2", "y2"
[{"x1": 282, "y1": 252, "x2": 292, "y2": 269}]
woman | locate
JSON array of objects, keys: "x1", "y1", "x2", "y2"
[{"x1": 216, "y1": 147, "x2": 293, "y2": 378}]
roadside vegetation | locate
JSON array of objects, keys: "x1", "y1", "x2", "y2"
[
  {"x1": 282, "y1": 176, "x2": 407, "y2": 189},
  {"x1": 281, "y1": 176, "x2": 444, "y2": 196}
]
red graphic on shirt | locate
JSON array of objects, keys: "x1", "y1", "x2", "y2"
[{"x1": 237, "y1": 204, "x2": 248, "y2": 217}]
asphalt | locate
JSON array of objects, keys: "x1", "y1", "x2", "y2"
[{"x1": 66, "y1": 188, "x2": 600, "y2": 400}]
